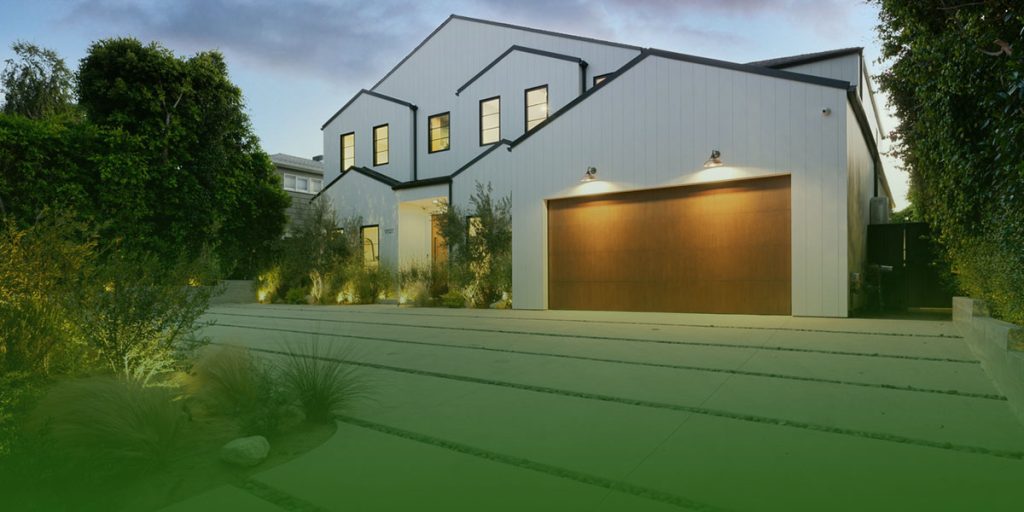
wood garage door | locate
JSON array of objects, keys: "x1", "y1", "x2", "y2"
[{"x1": 548, "y1": 175, "x2": 791, "y2": 315}]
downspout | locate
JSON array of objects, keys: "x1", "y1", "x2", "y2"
[
  {"x1": 411, "y1": 106, "x2": 419, "y2": 181},
  {"x1": 579, "y1": 60, "x2": 589, "y2": 95}
]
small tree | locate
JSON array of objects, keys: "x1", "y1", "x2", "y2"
[
  {"x1": 437, "y1": 182, "x2": 511, "y2": 307},
  {"x1": 1, "y1": 41, "x2": 75, "y2": 119}
]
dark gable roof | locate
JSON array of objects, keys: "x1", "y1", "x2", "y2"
[
  {"x1": 369, "y1": 14, "x2": 641, "y2": 92},
  {"x1": 321, "y1": 89, "x2": 417, "y2": 130},
  {"x1": 747, "y1": 47, "x2": 863, "y2": 69},
  {"x1": 311, "y1": 166, "x2": 453, "y2": 201},
  {"x1": 456, "y1": 46, "x2": 586, "y2": 96}
]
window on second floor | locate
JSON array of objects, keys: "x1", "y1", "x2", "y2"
[
  {"x1": 361, "y1": 225, "x2": 380, "y2": 268},
  {"x1": 340, "y1": 132, "x2": 355, "y2": 170},
  {"x1": 525, "y1": 85, "x2": 548, "y2": 132},
  {"x1": 373, "y1": 124, "x2": 389, "y2": 166},
  {"x1": 429, "y1": 112, "x2": 450, "y2": 153},
  {"x1": 593, "y1": 73, "x2": 612, "y2": 86},
  {"x1": 283, "y1": 173, "x2": 323, "y2": 194},
  {"x1": 479, "y1": 97, "x2": 500, "y2": 146}
]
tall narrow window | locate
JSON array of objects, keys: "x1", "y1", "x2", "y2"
[
  {"x1": 340, "y1": 132, "x2": 355, "y2": 170},
  {"x1": 525, "y1": 85, "x2": 548, "y2": 131},
  {"x1": 479, "y1": 96, "x2": 500, "y2": 145},
  {"x1": 361, "y1": 225, "x2": 380, "y2": 268},
  {"x1": 373, "y1": 124, "x2": 389, "y2": 166},
  {"x1": 428, "y1": 112, "x2": 450, "y2": 153}
]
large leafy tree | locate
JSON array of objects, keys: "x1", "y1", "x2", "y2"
[
  {"x1": 0, "y1": 41, "x2": 75, "y2": 119},
  {"x1": 874, "y1": 1, "x2": 1024, "y2": 322}
]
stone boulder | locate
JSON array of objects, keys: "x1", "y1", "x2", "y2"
[{"x1": 220, "y1": 435, "x2": 270, "y2": 467}]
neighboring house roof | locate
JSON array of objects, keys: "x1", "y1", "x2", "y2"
[
  {"x1": 270, "y1": 153, "x2": 324, "y2": 175},
  {"x1": 746, "y1": 47, "x2": 863, "y2": 69}
]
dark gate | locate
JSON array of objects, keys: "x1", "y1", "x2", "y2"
[{"x1": 867, "y1": 222, "x2": 954, "y2": 309}]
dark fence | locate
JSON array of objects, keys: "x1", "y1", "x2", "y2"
[{"x1": 867, "y1": 222, "x2": 954, "y2": 309}]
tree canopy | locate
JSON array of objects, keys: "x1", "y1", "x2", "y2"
[
  {"x1": 874, "y1": 1, "x2": 1024, "y2": 323},
  {"x1": 0, "y1": 38, "x2": 289, "y2": 277},
  {"x1": 1, "y1": 41, "x2": 75, "y2": 119}
]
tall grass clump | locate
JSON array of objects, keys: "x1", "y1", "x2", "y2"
[
  {"x1": 191, "y1": 346, "x2": 291, "y2": 436},
  {"x1": 276, "y1": 341, "x2": 364, "y2": 422}
]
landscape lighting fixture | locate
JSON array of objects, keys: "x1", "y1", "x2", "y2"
[
  {"x1": 581, "y1": 166, "x2": 598, "y2": 182},
  {"x1": 703, "y1": 149, "x2": 723, "y2": 168}
]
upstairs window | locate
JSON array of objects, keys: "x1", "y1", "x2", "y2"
[
  {"x1": 525, "y1": 85, "x2": 548, "y2": 132},
  {"x1": 283, "y1": 173, "x2": 321, "y2": 194},
  {"x1": 479, "y1": 97, "x2": 500, "y2": 146},
  {"x1": 593, "y1": 73, "x2": 612, "y2": 86},
  {"x1": 340, "y1": 132, "x2": 355, "y2": 170},
  {"x1": 373, "y1": 124, "x2": 389, "y2": 166},
  {"x1": 361, "y1": 225, "x2": 380, "y2": 268},
  {"x1": 311, "y1": 178, "x2": 323, "y2": 194},
  {"x1": 428, "y1": 112, "x2": 450, "y2": 153}
]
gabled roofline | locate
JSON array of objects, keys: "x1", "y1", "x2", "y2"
[
  {"x1": 369, "y1": 14, "x2": 641, "y2": 92},
  {"x1": 451, "y1": 139, "x2": 512, "y2": 178},
  {"x1": 748, "y1": 47, "x2": 863, "y2": 69},
  {"x1": 456, "y1": 45, "x2": 586, "y2": 96},
  {"x1": 392, "y1": 175, "x2": 451, "y2": 190},
  {"x1": 320, "y1": 89, "x2": 417, "y2": 130}
]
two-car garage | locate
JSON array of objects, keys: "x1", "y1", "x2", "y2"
[{"x1": 547, "y1": 175, "x2": 792, "y2": 315}]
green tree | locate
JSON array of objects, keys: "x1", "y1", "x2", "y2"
[
  {"x1": 0, "y1": 41, "x2": 75, "y2": 119},
  {"x1": 874, "y1": 1, "x2": 1024, "y2": 323},
  {"x1": 76, "y1": 38, "x2": 289, "y2": 276},
  {"x1": 437, "y1": 182, "x2": 511, "y2": 307}
]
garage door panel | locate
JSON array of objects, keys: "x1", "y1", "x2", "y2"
[{"x1": 548, "y1": 175, "x2": 791, "y2": 315}]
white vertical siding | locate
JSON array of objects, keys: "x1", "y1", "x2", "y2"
[
  {"x1": 455, "y1": 55, "x2": 850, "y2": 316},
  {"x1": 322, "y1": 173, "x2": 399, "y2": 270},
  {"x1": 847, "y1": 103, "x2": 875, "y2": 312},
  {"x1": 322, "y1": 95, "x2": 413, "y2": 185}
]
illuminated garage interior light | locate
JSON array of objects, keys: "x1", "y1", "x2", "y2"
[
  {"x1": 581, "y1": 166, "x2": 598, "y2": 182},
  {"x1": 703, "y1": 149, "x2": 723, "y2": 168}
]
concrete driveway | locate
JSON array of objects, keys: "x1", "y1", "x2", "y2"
[{"x1": 176, "y1": 304, "x2": 1024, "y2": 511}]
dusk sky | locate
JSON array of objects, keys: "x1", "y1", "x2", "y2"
[{"x1": 0, "y1": 0, "x2": 908, "y2": 208}]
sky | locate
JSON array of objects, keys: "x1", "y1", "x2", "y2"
[{"x1": 0, "y1": 0, "x2": 908, "y2": 208}]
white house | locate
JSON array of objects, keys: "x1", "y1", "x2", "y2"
[{"x1": 316, "y1": 14, "x2": 893, "y2": 317}]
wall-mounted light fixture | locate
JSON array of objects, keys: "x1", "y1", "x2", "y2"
[
  {"x1": 703, "y1": 150, "x2": 722, "y2": 168},
  {"x1": 581, "y1": 166, "x2": 598, "y2": 182}
]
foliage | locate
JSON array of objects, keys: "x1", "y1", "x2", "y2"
[
  {"x1": 75, "y1": 247, "x2": 220, "y2": 384},
  {"x1": 0, "y1": 212, "x2": 96, "y2": 375},
  {"x1": 0, "y1": 372, "x2": 41, "y2": 458},
  {"x1": 35, "y1": 377, "x2": 188, "y2": 470},
  {"x1": 1, "y1": 41, "x2": 76, "y2": 119},
  {"x1": 191, "y1": 346, "x2": 291, "y2": 437},
  {"x1": 874, "y1": 1, "x2": 1024, "y2": 323},
  {"x1": 398, "y1": 263, "x2": 446, "y2": 306},
  {"x1": 436, "y1": 182, "x2": 512, "y2": 307},
  {"x1": 275, "y1": 341, "x2": 364, "y2": 422},
  {"x1": 284, "y1": 287, "x2": 308, "y2": 304},
  {"x1": 889, "y1": 204, "x2": 919, "y2": 224},
  {"x1": 256, "y1": 266, "x2": 281, "y2": 303},
  {"x1": 351, "y1": 263, "x2": 394, "y2": 304},
  {"x1": 442, "y1": 290, "x2": 466, "y2": 308}
]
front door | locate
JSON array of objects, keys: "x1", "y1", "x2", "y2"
[{"x1": 431, "y1": 214, "x2": 448, "y2": 268}]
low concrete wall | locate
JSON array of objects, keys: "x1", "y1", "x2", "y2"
[
  {"x1": 210, "y1": 280, "x2": 256, "y2": 305},
  {"x1": 954, "y1": 296, "x2": 1024, "y2": 425}
]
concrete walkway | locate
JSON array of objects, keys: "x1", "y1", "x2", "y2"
[{"x1": 163, "y1": 305, "x2": 1024, "y2": 511}]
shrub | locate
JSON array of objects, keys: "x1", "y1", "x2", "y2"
[
  {"x1": 256, "y1": 266, "x2": 281, "y2": 303},
  {"x1": 284, "y1": 287, "x2": 308, "y2": 304},
  {"x1": 75, "y1": 247, "x2": 220, "y2": 385},
  {"x1": 442, "y1": 290, "x2": 465, "y2": 308},
  {"x1": 399, "y1": 263, "x2": 446, "y2": 306},
  {"x1": 34, "y1": 377, "x2": 188, "y2": 470},
  {"x1": 352, "y1": 263, "x2": 394, "y2": 304},
  {"x1": 275, "y1": 341, "x2": 364, "y2": 422},
  {"x1": 0, "y1": 372, "x2": 42, "y2": 457},
  {"x1": 191, "y1": 346, "x2": 291, "y2": 437}
]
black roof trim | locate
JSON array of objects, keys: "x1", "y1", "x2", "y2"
[
  {"x1": 450, "y1": 139, "x2": 512, "y2": 178},
  {"x1": 456, "y1": 45, "x2": 585, "y2": 96},
  {"x1": 509, "y1": 50, "x2": 649, "y2": 149},
  {"x1": 391, "y1": 175, "x2": 451, "y2": 190},
  {"x1": 748, "y1": 47, "x2": 863, "y2": 69},
  {"x1": 846, "y1": 88, "x2": 894, "y2": 209},
  {"x1": 369, "y1": 14, "x2": 641, "y2": 92},
  {"x1": 320, "y1": 89, "x2": 417, "y2": 130},
  {"x1": 647, "y1": 48, "x2": 852, "y2": 90}
]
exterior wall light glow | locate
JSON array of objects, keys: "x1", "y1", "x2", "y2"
[
  {"x1": 581, "y1": 166, "x2": 598, "y2": 182},
  {"x1": 703, "y1": 149, "x2": 723, "y2": 168}
]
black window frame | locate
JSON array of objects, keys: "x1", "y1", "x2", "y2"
[
  {"x1": 592, "y1": 73, "x2": 613, "y2": 87},
  {"x1": 372, "y1": 123, "x2": 389, "y2": 166},
  {"x1": 524, "y1": 84, "x2": 548, "y2": 132},
  {"x1": 427, "y1": 112, "x2": 451, "y2": 154},
  {"x1": 478, "y1": 96, "x2": 501, "y2": 146},
  {"x1": 360, "y1": 224, "x2": 380, "y2": 267},
  {"x1": 340, "y1": 131, "x2": 355, "y2": 171}
]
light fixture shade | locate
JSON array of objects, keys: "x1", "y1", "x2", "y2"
[
  {"x1": 703, "y1": 149, "x2": 723, "y2": 168},
  {"x1": 581, "y1": 166, "x2": 598, "y2": 182}
]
